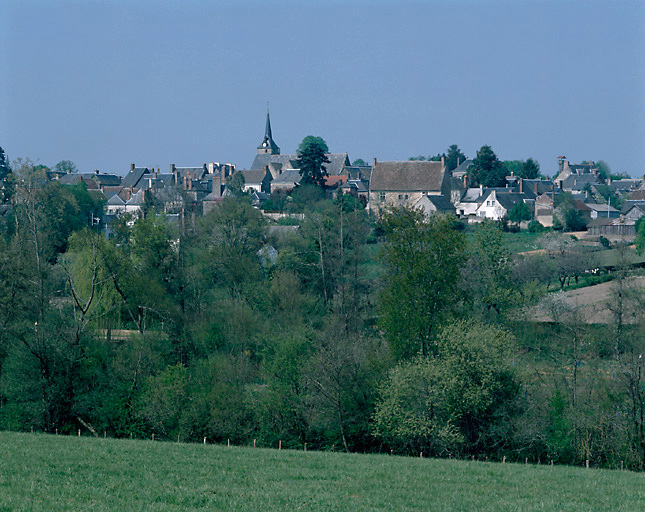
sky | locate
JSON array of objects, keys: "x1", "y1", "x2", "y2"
[{"x1": 1, "y1": 0, "x2": 644, "y2": 177}]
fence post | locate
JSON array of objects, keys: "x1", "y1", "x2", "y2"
[
  {"x1": 177, "y1": 435, "x2": 180, "y2": 443},
  {"x1": 253, "y1": 439, "x2": 256, "y2": 448},
  {"x1": 420, "y1": 452, "x2": 423, "y2": 459},
  {"x1": 227, "y1": 438, "x2": 230, "y2": 447},
  {"x1": 203, "y1": 437, "x2": 206, "y2": 445},
  {"x1": 304, "y1": 443, "x2": 307, "y2": 452},
  {"x1": 130, "y1": 432, "x2": 133, "y2": 440},
  {"x1": 621, "y1": 460, "x2": 624, "y2": 471},
  {"x1": 585, "y1": 459, "x2": 589, "y2": 469},
  {"x1": 279, "y1": 440, "x2": 282, "y2": 451},
  {"x1": 78, "y1": 429, "x2": 81, "y2": 437},
  {"x1": 525, "y1": 458, "x2": 528, "y2": 465},
  {"x1": 502, "y1": 456, "x2": 506, "y2": 464},
  {"x1": 152, "y1": 434, "x2": 154, "y2": 442}
]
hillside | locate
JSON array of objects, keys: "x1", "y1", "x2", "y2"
[{"x1": 1, "y1": 432, "x2": 642, "y2": 511}]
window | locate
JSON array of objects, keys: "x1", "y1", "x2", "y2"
[{"x1": 378, "y1": 192, "x2": 386, "y2": 201}]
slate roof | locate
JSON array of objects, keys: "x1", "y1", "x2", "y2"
[
  {"x1": 424, "y1": 194, "x2": 456, "y2": 212},
  {"x1": 561, "y1": 173, "x2": 600, "y2": 191},
  {"x1": 122, "y1": 167, "x2": 149, "y2": 188},
  {"x1": 272, "y1": 169, "x2": 302, "y2": 185},
  {"x1": 107, "y1": 194, "x2": 126, "y2": 205},
  {"x1": 250, "y1": 153, "x2": 350, "y2": 175},
  {"x1": 493, "y1": 192, "x2": 526, "y2": 211},
  {"x1": 238, "y1": 170, "x2": 268, "y2": 184},
  {"x1": 370, "y1": 161, "x2": 445, "y2": 192},
  {"x1": 94, "y1": 174, "x2": 122, "y2": 186},
  {"x1": 585, "y1": 203, "x2": 619, "y2": 214}
]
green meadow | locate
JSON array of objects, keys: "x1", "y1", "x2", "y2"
[{"x1": 0, "y1": 432, "x2": 642, "y2": 511}]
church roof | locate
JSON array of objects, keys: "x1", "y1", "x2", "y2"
[{"x1": 257, "y1": 110, "x2": 280, "y2": 153}]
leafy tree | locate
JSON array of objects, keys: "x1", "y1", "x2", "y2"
[
  {"x1": 226, "y1": 172, "x2": 247, "y2": 198},
  {"x1": 408, "y1": 155, "x2": 427, "y2": 161},
  {"x1": 555, "y1": 193, "x2": 588, "y2": 232},
  {"x1": 378, "y1": 209, "x2": 465, "y2": 359},
  {"x1": 463, "y1": 221, "x2": 518, "y2": 322},
  {"x1": 468, "y1": 145, "x2": 506, "y2": 187},
  {"x1": 508, "y1": 201, "x2": 532, "y2": 224},
  {"x1": 296, "y1": 136, "x2": 330, "y2": 187},
  {"x1": 635, "y1": 220, "x2": 645, "y2": 255},
  {"x1": 54, "y1": 160, "x2": 77, "y2": 174},
  {"x1": 352, "y1": 158, "x2": 367, "y2": 166},
  {"x1": 373, "y1": 320, "x2": 518, "y2": 456}
]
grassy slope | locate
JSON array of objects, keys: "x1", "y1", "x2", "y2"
[{"x1": 1, "y1": 433, "x2": 643, "y2": 511}]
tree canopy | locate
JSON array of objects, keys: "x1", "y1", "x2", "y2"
[
  {"x1": 296, "y1": 136, "x2": 330, "y2": 187},
  {"x1": 468, "y1": 145, "x2": 506, "y2": 187}
]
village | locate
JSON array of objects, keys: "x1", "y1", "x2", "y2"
[{"x1": 34, "y1": 111, "x2": 645, "y2": 241}]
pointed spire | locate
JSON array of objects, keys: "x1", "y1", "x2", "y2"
[{"x1": 257, "y1": 107, "x2": 280, "y2": 155}]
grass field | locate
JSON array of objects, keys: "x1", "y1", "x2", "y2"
[{"x1": 1, "y1": 432, "x2": 643, "y2": 511}]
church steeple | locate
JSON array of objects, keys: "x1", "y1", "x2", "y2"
[{"x1": 257, "y1": 108, "x2": 280, "y2": 155}]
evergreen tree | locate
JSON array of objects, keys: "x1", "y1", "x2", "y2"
[{"x1": 296, "y1": 136, "x2": 330, "y2": 187}]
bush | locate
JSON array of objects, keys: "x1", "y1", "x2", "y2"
[
  {"x1": 528, "y1": 220, "x2": 546, "y2": 233},
  {"x1": 598, "y1": 236, "x2": 611, "y2": 248}
]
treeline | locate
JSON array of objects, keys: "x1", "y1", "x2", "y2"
[{"x1": 1, "y1": 163, "x2": 644, "y2": 470}]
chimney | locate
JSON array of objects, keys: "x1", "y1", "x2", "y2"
[
  {"x1": 373, "y1": 158, "x2": 377, "y2": 168},
  {"x1": 208, "y1": 162, "x2": 215, "y2": 174},
  {"x1": 203, "y1": 163, "x2": 207, "y2": 172},
  {"x1": 130, "y1": 163, "x2": 135, "y2": 172},
  {"x1": 441, "y1": 155, "x2": 445, "y2": 168},
  {"x1": 457, "y1": 157, "x2": 460, "y2": 168},
  {"x1": 463, "y1": 174, "x2": 467, "y2": 187},
  {"x1": 170, "y1": 163, "x2": 176, "y2": 173},
  {"x1": 480, "y1": 184, "x2": 483, "y2": 195},
  {"x1": 94, "y1": 169, "x2": 99, "y2": 175},
  {"x1": 214, "y1": 174, "x2": 222, "y2": 198},
  {"x1": 519, "y1": 178, "x2": 523, "y2": 194}
]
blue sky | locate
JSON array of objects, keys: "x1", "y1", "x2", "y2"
[{"x1": 2, "y1": 0, "x2": 644, "y2": 177}]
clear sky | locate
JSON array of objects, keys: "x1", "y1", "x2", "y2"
[{"x1": 2, "y1": 0, "x2": 644, "y2": 177}]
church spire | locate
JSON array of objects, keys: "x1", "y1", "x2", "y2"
[{"x1": 257, "y1": 108, "x2": 280, "y2": 155}]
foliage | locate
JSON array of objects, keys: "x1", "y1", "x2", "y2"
[
  {"x1": 635, "y1": 219, "x2": 645, "y2": 255},
  {"x1": 378, "y1": 209, "x2": 465, "y2": 359},
  {"x1": 0, "y1": 147, "x2": 11, "y2": 203},
  {"x1": 373, "y1": 320, "x2": 518, "y2": 456},
  {"x1": 507, "y1": 202, "x2": 532, "y2": 224},
  {"x1": 445, "y1": 145, "x2": 466, "y2": 171},
  {"x1": 351, "y1": 158, "x2": 367, "y2": 166},
  {"x1": 296, "y1": 136, "x2": 330, "y2": 187},
  {"x1": 53, "y1": 160, "x2": 77, "y2": 174},
  {"x1": 528, "y1": 220, "x2": 547, "y2": 233},
  {"x1": 468, "y1": 145, "x2": 506, "y2": 187}
]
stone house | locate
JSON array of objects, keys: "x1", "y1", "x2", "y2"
[{"x1": 368, "y1": 159, "x2": 450, "y2": 216}]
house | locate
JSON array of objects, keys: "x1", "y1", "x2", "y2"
[
  {"x1": 237, "y1": 169, "x2": 272, "y2": 194},
  {"x1": 413, "y1": 194, "x2": 456, "y2": 217},
  {"x1": 270, "y1": 169, "x2": 302, "y2": 193},
  {"x1": 535, "y1": 193, "x2": 555, "y2": 226},
  {"x1": 585, "y1": 202, "x2": 620, "y2": 219},
  {"x1": 621, "y1": 202, "x2": 645, "y2": 223},
  {"x1": 368, "y1": 159, "x2": 450, "y2": 216},
  {"x1": 475, "y1": 191, "x2": 526, "y2": 221}
]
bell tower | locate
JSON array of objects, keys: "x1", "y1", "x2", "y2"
[{"x1": 257, "y1": 108, "x2": 280, "y2": 155}]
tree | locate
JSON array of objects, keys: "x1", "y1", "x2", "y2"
[
  {"x1": 372, "y1": 320, "x2": 518, "y2": 456},
  {"x1": 507, "y1": 202, "x2": 532, "y2": 224},
  {"x1": 226, "y1": 172, "x2": 247, "y2": 198},
  {"x1": 636, "y1": 220, "x2": 645, "y2": 255},
  {"x1": 352, "y1": 158, "x2": 367, "y2": 166},
  {"x1": 555, "y1": 193, "x2": 588, "y2": 232},
  {"x1": 522, "y1": 158, "x2": 541, "y2": 179},
  {"x1": 378, "y1": 209, "x2": 465, "y2": 359},
  {"x1": 54, "y1": 160, "x2": 77, "y2": 174},
  {"x1": 0, "y1": 147, "x2": 11, "y2": 203},
  {"x1": 445, "y1": 145, "x2": 466, "y2": 172},
  {"x1": 296, "y1": 136, "x2": 330, "y2": 187},
  {"x1": 468, "y1": 145, "x2": 506, "y2": 187}
]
